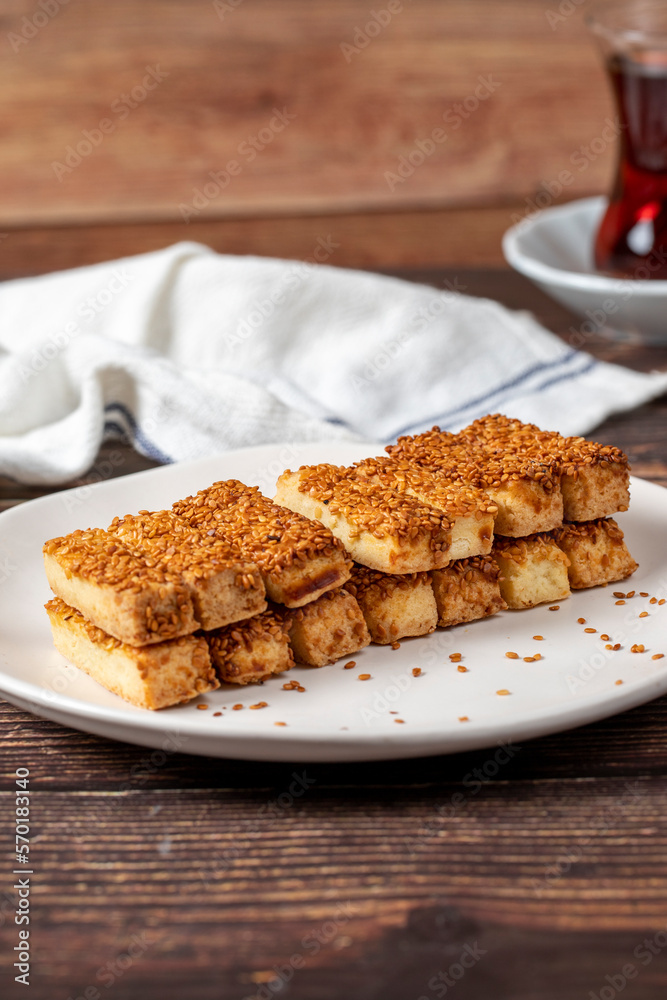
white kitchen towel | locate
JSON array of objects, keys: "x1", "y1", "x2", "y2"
[{"x1": 1, "y1": 240, "x2": 666, "y2": 485}]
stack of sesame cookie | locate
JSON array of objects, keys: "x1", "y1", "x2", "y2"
[
  {"x1": 43, "y1": 415, "x2": 639, "y2": 710},
  {"x1": 275, "y1": 413, "x2": 638, "y2": 642},
  {"x1": 389, "y1": 414, "x2": 637, "y2": 610},
  {"x1": 43, "y1": 482, "x2": 369, "y2": 709}
]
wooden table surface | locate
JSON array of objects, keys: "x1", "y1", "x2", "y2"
[{"x1": 1, "y1": 267, "x2": 667, "y2": 1000}]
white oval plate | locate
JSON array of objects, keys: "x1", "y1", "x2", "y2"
[{"x1": 1, "y1": 442, "x2": 666, "y2": 762}]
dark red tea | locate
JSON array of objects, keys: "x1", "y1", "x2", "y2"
[{"x1": 594, "y1": 53, "x2": 667, "y2": 278}]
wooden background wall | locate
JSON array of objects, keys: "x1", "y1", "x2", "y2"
[{"x1": 0, "y1": 0, "x2": 617, "y2": 274}]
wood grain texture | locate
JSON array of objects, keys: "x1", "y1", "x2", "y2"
[
  {"x1": 0, "y1": 0, "x2": 617, "y2": 227},
  {"x1": 1, "y1": 784, "x2": 667, "y2": 1000},
  {"x1": 0, "y1": 203, "x2": 544, "y2": 274}
]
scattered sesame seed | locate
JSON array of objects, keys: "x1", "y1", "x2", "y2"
[
  {"x1": 213, "y1": 712, "x2": 222, "y2": 717},
  {"x1": 412, "y1": 668, "x2": 422, "y2": 677},
  {"x1": 196, "y1": 704, "x2": 208, "y2": 710},
  {"x1": 626, "y1": 591, "x2": 635, "y2": 598},
  {"x1": 250, "y1": 701, "x2": 268, "y2": 709},
  {"x1": 391, "y1": 641, "x2": 401, "y2": 650},
  {"x1": 584, "y1": 628, "x2": 597, "y2": 634},
  {"x1": 358, "y1": 673, "x2": 371, "y2": 680},
  {"x1": 600, "y1": 634, "x2": 610, "y2": 641},
  {"x1": 615, "y1": 600, "x2": 626, "y2": 605},
  {"x1": 577, "y1": 618, "x2": 586, "y2": 625},
  {"x1": 505, "y1": 651, "x2": 519, "y2": 659},
  {"x1": 458, "y1": 716, "x2": 469, "y2": 722},
  {"x1": 631, "y1": 644, "x2": 645, "y2": 654},
  {"x1": 533, "y1": 635, "x2": 544, "y2": 641},
  {"x1": 457, "y1": 664, "x2": 468, "y2": 673},
  {"x1": 233, "y1": 704, "x2": 244, "y2": 711},
  {"x1": 605, "y1": 644, "x2": 613, "y2": 650},
  {"x1": 274, "y1": 721, "x2": 287, "y2": 726},
  {"x1": 395, "y1": 718, "x2": 405, "y2": 724},
  {"x1": 613, "y1": 643, "x2": 621, "y2": 650},
  {"x1": 549, "y1": 606, "x2": 560, "y2": 611},
  {"x1": 650, "y1": 597, "x2": 657, "y2": 604},
  {"x1": 344, "y1": 661, "x2": 357, "y2": 669},
  {"x1": 640, "y1": 592, "x2": 649, "y2": 598},
  {"x1": 613, "y1": 592, "x2": 625, "y2": 598},
  {"x1": 615, "y1": 679, "x2": 623, "y2": 686},
  {"x1": 639, "y1": 612, "x2": 649, "y2": 618},
  {"x1": 523, "y1": 656, "x2": 536, "y2": 662},
  {"x1": 389, "y1": 710, "x2": 399, "y2": 714},
  {"x1": 496, "y1": 689, "x2": 511, "y2": 696},
  {"x1": 449, "y1": 653, "x2": 462, "y2": 662},
  {"x1": 659, "y1": 599, "x2": 666, "y2": 606},
  {"x1": 533, "y1": 653, "x2": 542, "y2": 661},
  {"x1": 652, "y1": 653, "x2": 664, "y2": 660}
]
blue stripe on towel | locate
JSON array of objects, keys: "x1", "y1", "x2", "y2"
[
  {"x1": 103, "y1": 402, "x2": 173, "y2": 464},
  {"x1": 391, "y1": 349, "x2": 591, "y2": 440}
]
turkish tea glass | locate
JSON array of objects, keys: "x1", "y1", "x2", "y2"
[{"x1": 587, "y1": 0, "x2": 667, "y2": 278}]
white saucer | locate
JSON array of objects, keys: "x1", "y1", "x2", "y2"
[{"x1": 502, "y1": 196, "x2": 667, "y2": 344}]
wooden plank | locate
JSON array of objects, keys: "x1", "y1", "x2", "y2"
[
  {"x1": 1, "y1": 784, "x2": 667, "y2": 1000},
  {"x1": 0, "y1": 204, "x2": 543, "y2": 275},
  {"x1": 0, "y1": 0, "x2": 618, "y2": 225}
]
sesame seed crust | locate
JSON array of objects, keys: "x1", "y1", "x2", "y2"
[
  {"x1": 460, "y1": 414, "x2": 629, "y2": 475},
  {"x1": 205, "y1": 609, "x2": 294, "y2": 684},
  {"x1": 352, "y1": 456, "x2": 498, "y2": 522},
  {"x1": 109, "y1": 509, "x2": 262, "y2": 591},
  {"x1": 43, "y1": 527, "x2": 198, "y2": 644},
  {"x1": 493, "y1": 532, "x2": 568, "y2": 565},
  {"x1": 206, "y1": 609, "x2": 292, "y2": 659},
  {"x1": 288, "y1": 463, "x2": 451, "y2": 548},
  {"x1": 345, "y1": 565, "x2": 432, "y2": 600},
  {"x1": 387, "y1": 426, "x2": 560, "y2": 492},
  {"x1": 552, "y1": 518, "x2": 626, "y2": 543},
  {"x1": 173, "y1": 480, "x2": 347, "y2": 576},
  {"x1": 43, "y1": 527, "x2": 183, "y2": 591}
]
